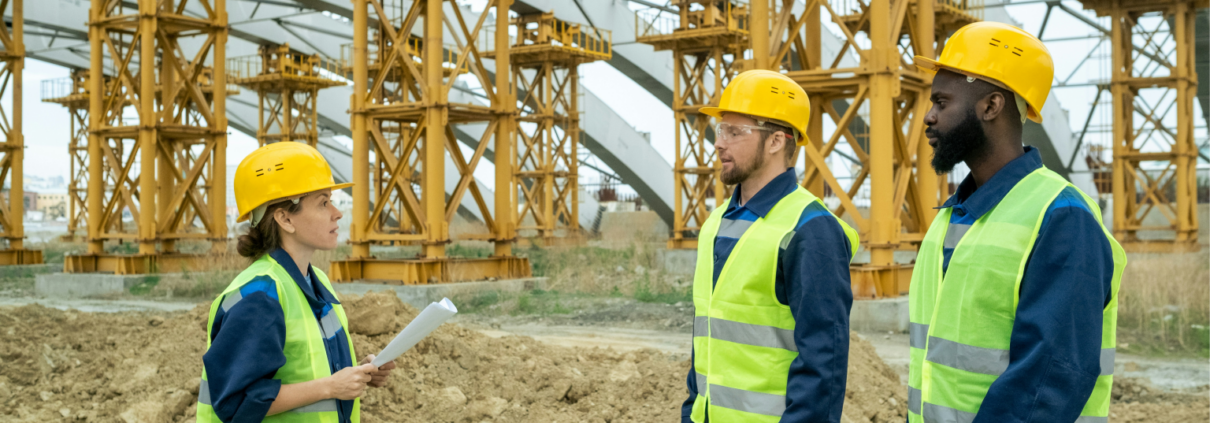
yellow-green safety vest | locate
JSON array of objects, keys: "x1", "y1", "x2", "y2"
[
  {"x1": 907, "y1": 167, "x2": 1125, "y2": 423},
  {"x1": 691, "y1": 186, "x2": 859, "y2": 423},
  {"x1": 196, "y1": 254, "x2": 360, "y2": 423}
]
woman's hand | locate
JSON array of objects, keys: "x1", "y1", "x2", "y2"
[
  {"x1": 326, "y1": 363, "x2": 376, "y2": 400},
  {"x1": 360, "y1": 354, "x2": 397, "y2": 388}
]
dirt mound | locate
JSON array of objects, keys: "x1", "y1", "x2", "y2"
[
  {"x1": 0, "y1": 291, "x2": 906, "y2": 422},
  {"x1": 1110, "y1": 377, "x2": 1210, "y2": 422}
]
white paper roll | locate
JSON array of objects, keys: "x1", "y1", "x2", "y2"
[{"x1": 371, "y1": 297, "x2": 458, "y2": 367}]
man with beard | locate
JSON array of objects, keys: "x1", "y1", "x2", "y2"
[
  {"x1": 681, "y1": 69, "x2": 859, "y2": 423},
  {"x1": 906, "y1": 22, "x2": 1126, "y2": 423}
]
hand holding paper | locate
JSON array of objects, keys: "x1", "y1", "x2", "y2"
[{"x1": 370, "y1": 297, "x2": 458, "y2": 368}]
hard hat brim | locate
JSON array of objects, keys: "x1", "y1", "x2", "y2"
[
  {"x1": 913, "y1": 55, "x2": 1044, "y2": 124},
  {"x1": 235, "y1": 182, "x2": 355, "y2": 223}
]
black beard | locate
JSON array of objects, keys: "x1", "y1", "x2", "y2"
[{"x1": 929, "y1": 109, "x2": 989, "y2": 174}]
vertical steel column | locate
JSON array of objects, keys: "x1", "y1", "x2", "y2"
[
  {"x1": 494, "y1": 0, "x2": 514, "y2": 256},
  {"x1": 422, "y1": 0, "x2": 448, "y2": 258},
  {"x1": 9, "y1": 0, "x2": 24, "y2": 252},
  {"x1": 213, "y1": 0, "x2": 229, "y2": 250},
  {"x1": 87, "y1": 0, "x2": 103, "y2": 255},
  {"x1": 801, "y1": 1, "x2": 824, "y2": 196},
  {"x1": 866, "y1": 0, "x2": 896, "y2": 272},
  {"x1": 350, "y1": 0, "x2": 370, "y2": 260},
  {"x1": 138, "y1": 0, "x2": 158, "y2": 255},
  {"x1": 915, "y1": 0, "x2": 940, "y2": 217}
]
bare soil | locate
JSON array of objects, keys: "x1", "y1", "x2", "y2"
[{"x1": 0, "y1": 291, "x2": 1203, "y2": 422}]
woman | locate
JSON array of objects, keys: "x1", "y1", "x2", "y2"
[{"x1": 196, "y1": 142, "x2": 394, "y2": 423}]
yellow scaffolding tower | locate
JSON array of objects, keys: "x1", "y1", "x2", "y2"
[
  {"x1": 0, "y1": 0, "x2": 41, "y2": 265},
  {"x1": 69, "y1": 0, "x2": 229, "y2": 274},
  {"x1": 483, "y1": 13, "x2": 611, "y2": 247},
  {"x1": 330, "y1": 0, "x2": 531, "y2": 284},
  {"x1": 1076, "y1": 0, "x2": 1205, "y2": 252},
  {"x1": 229, "y1": 43, "x2": 347, "y2": 146},
  {"x1": 750, "y1": 0, "x2": 979, "y2": 297},
  {"x1": 41, "y1": 69, "x2": 117, "y2": 242},
  {"x1": 636, "y1": 0, "x2": 750, "y2": 250}
]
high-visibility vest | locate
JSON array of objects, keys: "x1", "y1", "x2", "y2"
[
  {"x1": 196, "y1": 254, "x2": 360, "y2": 423},
  {"x1": 691, "y1": 186, "x2": 859, "y2": 423},
  {"x1": 907, "y1": 167, "x2": 1125, "y2": 423}
]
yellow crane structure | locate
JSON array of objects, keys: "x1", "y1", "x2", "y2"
[
  {"x1": 1075, "y1": 0, "x2": 1205, "y2": 252},
  {"x1": 41, "y1": 69, "x2": 113, "y2": 242},
  {"x1": 228, "y1": 43, "x2": 346, "y2": 146},
  {"x1": 330, "y1": 0, "x2": 531, "y2": 284},
  {"x1": 755, "y1": 0, "x2": 979, "y2": 297},
  {"x1": 636, "y1": 0, "x2": 749, "y2": 250},
  {"x1": 0, "y1": 0, "x2": 41, "y2": 265},
  {"x1": 68, "y1": 0, "x2": 229, "y2": 274},
  {"x1": 484, "y1": 12, "x2": 611, "y2": 246}
]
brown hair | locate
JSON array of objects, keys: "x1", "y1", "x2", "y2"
[
  {"x1": 236, "y1": 200, "x2": 304, "y2": 259},
  {"x1": 760, "y1": 121, "x2": 797, "y2": 164}
]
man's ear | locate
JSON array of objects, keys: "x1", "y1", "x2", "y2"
[{"x1": 980, "y1": 91, "x2": 1007, "y2": 122}]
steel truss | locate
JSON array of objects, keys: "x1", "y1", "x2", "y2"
[
  {"x1": 753, "y1": 0, "x2": 979, "y2": 297},
  {"x1": 229, "y1": 43, "x2": 346, "y2": 146},
  {"x1": 488, "y1": 12, "x2": 611, "y2": 246},
  {"x1": 1075, "y1": 0, "x2": 1205, "y2": 252},
  {"x1": 69, "y1": 0, "x2": 229, "y2": 274},
  {"x1": 42, "y1": 69, "x2": 121, "y2": 242},
  {"x1": 0, "y1": 0, "x2": 40, "y2": 265},
  {"x1": 637, "y1": 0, "x2": 749, "y2": 250},
  {"x1": 330, "y1": 0, "x2": 532, "y2": 284}
]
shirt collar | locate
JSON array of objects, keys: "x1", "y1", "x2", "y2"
[
  {"x1": 940, "y1": 146, "x2": 1044, "y2": 220},
  {"x1": 727, "y1": 168, "x2": 800, "y2": 218},
  {"x1": 269, "y1": 248, "x2": 340, "y2": 308}
]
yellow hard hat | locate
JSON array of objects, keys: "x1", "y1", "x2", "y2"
[
  {"x1": 913, "y1": 21, "x2": 1053, "y2": 123},
  {"x1": 234, "y1": 142, "x2": 353, "y2": 224},
  {"x1": 700, "y1": 70, "x2": 811, "y2": 145}
]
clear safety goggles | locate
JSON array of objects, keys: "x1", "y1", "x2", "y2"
[{"x1": 714, "y1": 122, "x2": 781, "y2": 143}]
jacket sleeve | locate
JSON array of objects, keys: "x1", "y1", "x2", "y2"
[
  {"x1": 778, "y1": 214, "x2": 854, "y2": 423},
  {"x1": 202, "y1": 284, "x2": 288, "y2": 422},
  {"x1": 972, "y1": 199, "x2": 1113, "y2": 423}
]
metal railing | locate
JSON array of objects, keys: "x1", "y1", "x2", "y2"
[
  {"x1": 41, "y1": 77, "x2": 79, "y2": 100},
  {"x1": 829, "y1": 0, "x2": 983, "y2": 20},
  {"x1": 479, "y1": 21, "x2": 612, "y2": 59},
  {"x1": 228, "y1": 48, "x2": 343, "y2": 81},
  {"x1": 634, "y1": 1, "x2": 750, "y2": 39}
]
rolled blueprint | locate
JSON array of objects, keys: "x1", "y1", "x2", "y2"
[{"x1": 371, "y1": 297, "x2": 458, "y2": 367}]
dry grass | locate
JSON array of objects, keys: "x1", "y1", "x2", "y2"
[{"x1": 1116, "y1": 251, "x2": 1210, "y2": 356}]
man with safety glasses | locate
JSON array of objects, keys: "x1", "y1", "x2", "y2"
[{"x1": 681, "y1": 69, "x2": 860, "y2": 423}]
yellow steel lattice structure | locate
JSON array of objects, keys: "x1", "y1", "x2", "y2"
[
  {"x1": 41, "y1": 69, "x2": 120, "y2": 242},
  {"x1": 0, "y1": 0, "x2": 41, "y2": 265},
  {"x1": 68, "y1": 0, "x2": 230, "y2": 275},
  {"x1": 1076, "y1": 0, "x2": 1205, "y2": 252},
  {"x1": 229, "y1": 43, "x2": 346, "y2": 146},
  {"x1": 483, "y1": 13, "x2": 611, "y2": 246},
  {"x1": 752, "y1": 0, "x2": 978, "y2": 297},
  {"x1": 637, "y1": 0, "x2": 750, "y2": 250},
  {"x1": 330, "y1": 0, "x2": 531, "y2": 284}
]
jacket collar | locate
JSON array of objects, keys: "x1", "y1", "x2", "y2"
[
  {"x1": 940, "y1": 146, "x2": 1044, "y2": 221},
  {"x1": 727, "y1": 168, "x2": 800, "y2": 218},
  {"x1": 269, "y1": 248, "x2": 340, "y2": 309}
]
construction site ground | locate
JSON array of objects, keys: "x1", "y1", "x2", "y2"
[{"x1": 0, "y1": 282, "x2": 1206, "y2": 423}]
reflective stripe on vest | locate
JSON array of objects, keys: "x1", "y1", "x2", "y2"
[
  {"x1": 196, "y1": 254, "x2": 360, "y2": 423},
  {"x1": 198, "y1": 379, "x2": 339, "y2": 414},
  {"x1": 690, "y1": 187, "x2": 859, "y2": 423},
  {"x1": 907, "y1": 167, "x2": 1125, "y2": 423}
]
